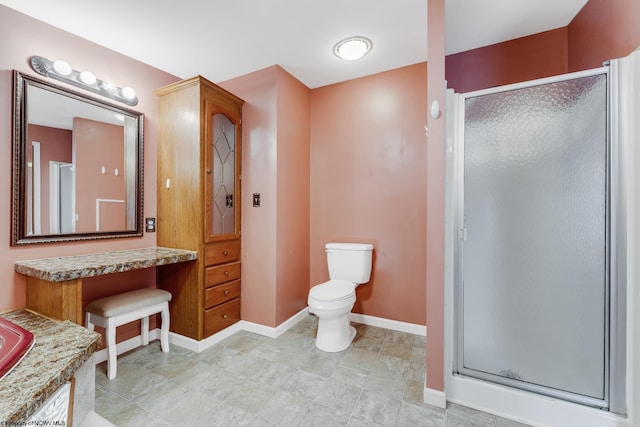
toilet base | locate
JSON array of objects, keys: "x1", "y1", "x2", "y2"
[{"x1": 314, "y1": 315, "x2": 356, "y2": 353}]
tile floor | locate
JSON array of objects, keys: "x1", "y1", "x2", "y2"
[{"x1": 95, "y1": 315, "x2": 530, "y2": 426}]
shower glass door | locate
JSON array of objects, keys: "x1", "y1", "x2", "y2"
[{"x1": 456, "y1": 69, "x2": 610, "y2": 408}]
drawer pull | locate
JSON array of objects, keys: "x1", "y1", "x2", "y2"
[
  {"x1": 223, "y1": 250, "x2": 229, "y2": 256},
  {"x1": 224, "y1": 290, "x2": 229, "y2": 295},
  {"x1": 224, "y1": 271, "x2": 229, "y2": 276},
  {"x1": 223, "y1": 314, "x2": 228, "y2": 319}
]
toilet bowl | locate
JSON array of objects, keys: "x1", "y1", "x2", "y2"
[
  {"x1": 308, "y1": 280, "x2": 356, "y2": 352},
  {"x1": 308, "y1": 243, "x2": 373, "y2": 352}
]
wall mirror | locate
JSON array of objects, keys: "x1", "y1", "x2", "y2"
[{"x1": 11, "y1": 71, "x2": 144, "y2": 245}]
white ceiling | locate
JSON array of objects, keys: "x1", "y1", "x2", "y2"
[{"x1": 0, "y1": 0, "x2": 588, "y2": 89}]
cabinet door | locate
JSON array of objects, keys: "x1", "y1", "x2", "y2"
[{"x1": 204, "y1": 99, "x2": 241, "y2": 242}]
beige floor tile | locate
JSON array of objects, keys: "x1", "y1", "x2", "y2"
[{"x1": 94, "y1": 316, "x2": 520, "y2": 427}]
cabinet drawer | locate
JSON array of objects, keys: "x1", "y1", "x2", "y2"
[
  {"x1": 205, "y1": 280, "x2": 240, "y2": 309},
  {"x1": 204, "y1": 241, "x2": 240, "y2": 266},
  {"x1": 205, "y1": 262, "x2": 241, "y2": 287},
  {"x1": 204, "y1": 298, "x2": 240, "y2": 336}
]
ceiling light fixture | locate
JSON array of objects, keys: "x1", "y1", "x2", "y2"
[
  {"x1": 29, "y1": 56, "x2": 138, "y2": 106},
  {"x1": 333, "y1": 36, "x2": 372, "y2": 61}
]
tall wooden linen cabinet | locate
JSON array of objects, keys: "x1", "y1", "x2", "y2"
[{"x1": 155, "y1": 76, "x2": 244, "y2": 341}]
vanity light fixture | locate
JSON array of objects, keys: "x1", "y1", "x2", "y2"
[
  {"x1": 29, "y1": 56, "x2": 138, "y2": 106},
  {"x1": 79, "y1": 70, "x2": 97, "y2": 85},
  {"x1": 333, "y1": 36, "x2": 373, "y2": 61},
  {"x1": 52, "y1": 60, "x2": 72, "y2": 76},
  {"x1": 100, "y1": 81, "x2": 117, "y2": 93}
]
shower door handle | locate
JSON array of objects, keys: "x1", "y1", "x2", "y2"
[{"x1": 458, "y1": 228, "x2": 467, "y2": 241}]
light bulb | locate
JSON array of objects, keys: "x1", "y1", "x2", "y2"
[
  {"x1": 79, "y1": 70, "x2": 97, "y2": 85},
  {"x1": 121, "y1": 87, "x2": 136, "y2": 99},
  {"x1": 100, "y1": 81, "x2": 117, "y2": 93},
  {"x1": 53, "y1": 60, "x2": 72, "y2": 75}
]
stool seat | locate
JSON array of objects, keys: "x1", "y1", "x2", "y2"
[
  {"x1": 85, "y1": 288, "x2": 172, "y2": 379},
  {"x1": 85, "y1": 288, "x2": 172, "y2": 318}
]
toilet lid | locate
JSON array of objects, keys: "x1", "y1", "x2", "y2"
[{"x1": 310, "y1": 280, "x2": 355, "y2": 302}]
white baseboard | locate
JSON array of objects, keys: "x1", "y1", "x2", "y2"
[
  {"x1": 424, "y1": 386, "x2": 447, "y2": 409},
  {"x1": 94, "y1": 308, "x2": 426, "y2": 358},
  {"x1": 349, "y1": 312, "x2": 427, "y2": 336},
  {"x1": 172, "y1": 307, "x2": 310, "y2": 352},
  {"x1": 242, "y1": 307, "x2": 310, "y2": 338},
  {"x1": 169, "y1": 322, "x2": 244, "y2": 353}
]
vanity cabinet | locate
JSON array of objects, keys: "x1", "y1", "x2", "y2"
[{"x1": 155, "y1": 76, "x2": 244, "y2": 341}]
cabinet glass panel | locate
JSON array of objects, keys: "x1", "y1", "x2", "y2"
[{"x1": 211, "y1": 113, "x2": 236, "y2": 235}]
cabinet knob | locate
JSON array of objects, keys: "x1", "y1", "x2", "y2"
[
  {"x1": 224, "y1": 290, "x2": 229, "y2": 295},
  {"x1": 224, "y1": 271, "x2": 229, "y2": 276},
  {"x1": 207, "y1": 169, "x2": 212, "y2": 174},
  {"x1": 223, "y1": 314, "x2": 228, "y2": 319},
  {"x1": 223, "y1": 250, "x2": 228, "y2": 256}
]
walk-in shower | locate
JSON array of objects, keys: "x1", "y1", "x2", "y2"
[{"x1": 447, "y1": 63, "x2": 627, "y2": 417}]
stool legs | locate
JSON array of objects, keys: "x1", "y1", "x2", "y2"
[
  {"x1": 141, "y1": 316, "x2": 149, "y2": 346},
  {"x1": 85, "y1": 313, "x2": 94, "y2": 331},
  {"x1": 85, "y1": 300, "x2": 171, "y2": 379},
  {"x1": 160, "y1": 302, "x2": 170, "y2": 353},
  {"x1": 106, "y1": 320, "x2": 117, "y2": 380}
]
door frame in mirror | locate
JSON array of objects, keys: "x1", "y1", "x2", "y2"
[{"x1": 11, "y1": 70, "x2": 145, "y2": 245}]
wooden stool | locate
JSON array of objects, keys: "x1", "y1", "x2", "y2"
[{"x1": 85, "y1": 288, "x2": 172, "y2": 379}]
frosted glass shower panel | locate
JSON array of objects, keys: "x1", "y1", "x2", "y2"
[{"x1": 461, "y1": 74, "x2": 607, "y2": 400}]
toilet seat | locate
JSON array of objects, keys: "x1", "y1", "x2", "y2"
[{"x1": 309, "y1": 280, "x2": 355, "y2": 302}]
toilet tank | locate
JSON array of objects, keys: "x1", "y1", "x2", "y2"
[{"x1": 325, "y1": 243, "x2": 374, "y2": 284}]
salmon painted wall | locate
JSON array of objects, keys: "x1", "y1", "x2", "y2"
[
  {"x1": 0, "y1": 6, "x2": 179, "y2": 345},
  {"x1": 310, "y1": 62, "x2": 427, "y2": 326},
  {"x1": 73, "y1": 118, "x2": 124, "y2": 233},
  {"x1": 275, "y1": 69, "x2": 310, "y2": 325},
  {"x1": 27, "y1": 125, "x2": 72, "y2": 235},
  {"x1": 445, "y1": 28, "x2": 568, "y2": 93},
  {"x1": 568, "y1": 0, "x2": 640, "y2": 71},
  {"x1": 221, "y1": 65, "x2": 311, "y2": 328},
  {"x1": 221, "y1": 67, "x2": 279, "y2": 327},
  {"x1": 426, "y1": 0, "x2": 446, "y2": 394},
  {"x1": 445, "y1": 0, "x2": 640, "y2": 95}
]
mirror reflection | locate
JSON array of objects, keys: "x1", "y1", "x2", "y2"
[{"x1": 12, "y1": 72, "x2": 144, "y2": 245}]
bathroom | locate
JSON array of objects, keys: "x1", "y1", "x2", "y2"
[{"x1": 0, "y1": 0, "x2": 639, "y2": 426}]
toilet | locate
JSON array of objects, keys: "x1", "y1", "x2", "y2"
[{"x1": 308, "y1": 242, "x2": 374, "y2": 352}]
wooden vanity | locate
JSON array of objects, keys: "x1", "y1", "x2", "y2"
[
  {"x1": 14, "y1": 247, "x2": 197, "y2": 324},
  {"x1": 155, "y1": 76, "x2": 244, "y2": 341}
]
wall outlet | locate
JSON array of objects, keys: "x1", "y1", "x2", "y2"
[{"x1": 145, "y1": 217, "x2": 156, "y2": 232}]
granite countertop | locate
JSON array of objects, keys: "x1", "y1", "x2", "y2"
[
  {"x1": 14, "y1": 246, "x2": 197, "y2": 282},
  {"x1": 0, "y1": 309, "x2": 101, "y2": 423}
]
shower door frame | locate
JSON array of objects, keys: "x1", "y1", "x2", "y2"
[{"x1": 451, "y1": 66, "x2": 626, "y2": 413}]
